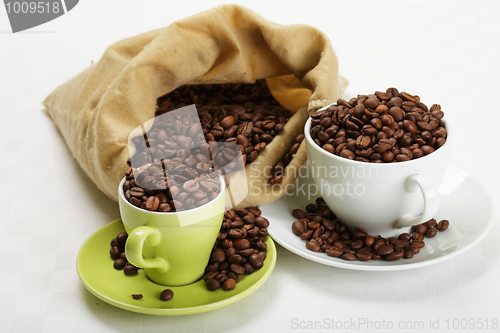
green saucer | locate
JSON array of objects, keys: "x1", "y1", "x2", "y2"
[{"x1": 76, "y1": 219, "x2": 276, "y2": 315}]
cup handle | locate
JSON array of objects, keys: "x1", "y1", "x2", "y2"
[
  {"x1": 125, "y1": 226, "x2": 169, "y2": 273},
  {"x1": 394, "y1": 174, "x2": 439, "y2": 228}
]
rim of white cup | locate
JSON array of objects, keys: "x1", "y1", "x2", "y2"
[
  {"x1": 118, "y1": 174, "x2": 225, "y2": 215},
  {"x1": 304, "y1": 103, "x2": 451, "y2": 167}
]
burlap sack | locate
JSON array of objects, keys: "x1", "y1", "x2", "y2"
[{"x1": 43, "y1": 4, "x2": 346, "y2": 207}]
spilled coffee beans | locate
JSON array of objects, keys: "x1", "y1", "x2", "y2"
[
  {"x1": 109, "y1": 232, "x2": 141, "y2": 275},
  {"x1": 108, "y1": 206, "x2": 269, "y2": 296},
  {"x1": 203, "y1": 206, "x2": 268, "y2": 291},
  {"x1": 291, "y1": 197, "x2": 450, "y2": 262}
]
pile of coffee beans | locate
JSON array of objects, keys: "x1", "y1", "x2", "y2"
[
  {"x1": 109, "y1": 207, "x2": 269, "y2": 293},
  {"x1": 126, "y1": 80, "x2": 294, "y2": 212},
  {"x1": 109, "y1": 232, "x2": 140, "y2": 274},
  {"x1": 157, "y1": 80, "x2": 283, "y2": 111},
  {"x1": 134, "y1": 80, "x2": 292, "y2": 169},
  {"x1": 203, "y1": 207, "x2": 269, "y2": 291},
  {"x1": 310, "y1": 88, "x2": 447, "y2": 162},
  {"x1": 123, "y1": 161, "x2": 222, "y2": 212},
  {"x1": 291, "y1": 197, "x2": 450, "y2": 261}
]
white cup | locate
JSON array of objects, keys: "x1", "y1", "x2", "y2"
[{"x1": 304, "y1": 111, "x2": 451, "y2": 238}]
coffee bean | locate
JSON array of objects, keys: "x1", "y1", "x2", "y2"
[
  {"x1": 292, "y1": 209, "x2": 307, "y2": 219},
  {"x1": 425, "y1": 227, "x2": 438, "y2": 238},
  {"x1": 227, "y1": 253, "x2": 246, "y2": 265},
  {"x1": 203, "y1": 271, "x2": 218, "y2": 281},
  {"x1": 404, "y1": 251, "x2": 414, "y2": 259},
  {"x1": 145, "y1": 196, "x2": 160, "y2": 211},
  {"x1": 129, "y1": 187, "x2": 145, "y2": 198},
  {"x1": 339, "y1": 149, "x2": 355, "y2": 160},
  {"x1": 216, "y1": 273, "x2": 228, "y2": 285},
  {"x1": 237, "y1": 263, "x2": 252, "y2": 276},
  {"x1": 357, "y1": 247, "x2": 371, "y2": 254},
  {"x1": 404, "y1": 245, "x2": 420, "y2": 254},
  {"x1": 255, "y1": 216, "x2": 270, "y2": 228},
  {"x1": 411, "y1": 240, "x2": 425, "y2": 248},
  {"x1": 222, "y1": 278, "x2": 237, "y2": 291},
  {"x1": 248, "y1": 253, "x2": 264, "y2": 269},
  {"x1": 372, "y1": 238, "x2": 385, "y2": 250},
  {"x1": 113, "y1": 259, "x2": 126, "y2": 270},
  {"x1": 223, "y1": 272, "x2": 238, "y2": 284},
  {"x1": 306, "y1": 240, "x2": 321, "y2": 252},
  {"x1": 230, "y1": 264, "x2": 246, "y2": 275},
  {"x1": 254, "y1": 142, "x2": 267, "y2": 153},
  {"x1": 437, "y1": 219, "x2": 449, "y2": 231},
  {"x1": 376, "y1": 245, "x2": 394, "y2": 256},
  {"x1": 228, "y1": 229, "x2": 245, "y2": 239},
  {"x1": 219, "y1": 248, "x2": 232, "y2": 263},
  {"x1": 342, "y1": 253, "x2": 356, "y2": 261},
  {"x1": 124, "y1": 264, "x2": 139, "y2": 275},
  {"x1": 356, "y1": 252, "x2": 372, "y2": 261},
  {"x1": 414, "y1": 224, "x2": 427, "y2": 235},
  {"x1": 425, "y1": 218, "x2": 437, "y2": 229},
  {"x1": 254, "y1": 240, "x2": 267, "y2": 251},
  {"x1": 110, "y1": 246, "x2": 121, "y2": 259},
  {"x1": 205, "y1": 262, "x2": 219, "y2": 272},
  {"x1": 206, "y1": 278, "x2": 221, "y2": 291},
  {"x1": 352, "y1": 228, "x2": 368, "y2": 239},
  {"x1": 364, "y1": 235, "x2": 375, "y2": 247},
  {"x1": 351, "y1": 239, "x2": 364, "y2": 250},
  {"x1": 299, "y1": 229, "x2": 313, "y2": 240},
  {"x1": 132, "y1": 294, "x2": 143, "y2": 300},
  {"x1": 211, "y1": 250, "x2": 225, "y2": 263},
  {"x1": 412, "y1": 233, "x2": 424, "y2": 241},
  {"x1": 233, "y1": 238, "x2": 250, "y2": 250},
  {"x1": 386, "y1": 251, "x2": 404, "y2": 261},
  {"x1": 398, "y1": 233, "x2": 411, "y2": 242},
  {"x1": 116, "y1": 232, "x2": 128, "y2": 245},
  {"x1": 160, "y1": 289, "x2": 174, "y2": 301},
  {"x1": 421, "y1": 145, "x2": 435, "y2": 155},
  {"x1": 325, "y1": 247, "x2": 343, "y2": 257},
  {"x1": 220, "y1": 116, "x2": 236, "y2": 129},
  {"x1": 238, "y1": 248, "x2": 254, "y2": 257}
]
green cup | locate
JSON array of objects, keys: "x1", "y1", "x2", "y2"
[{"x1": 118, "y1": 177, "x2": 225, "y2": 286}]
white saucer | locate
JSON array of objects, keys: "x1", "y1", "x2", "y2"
[{"x1": 261, "y1": 164, "x2": 494, "y2": 271}]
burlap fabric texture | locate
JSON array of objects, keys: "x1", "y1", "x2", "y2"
[{"x1": 43, "y1": 4, "x2": 346, "y2": 207}]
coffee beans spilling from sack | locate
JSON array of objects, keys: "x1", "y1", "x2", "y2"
[
  {"x1": 291, "y1": 197, "x2": 450, "y2": 261},
  {"x1": 310, "y1": 88, "x2": 447, "y2": 162},
  {"x1": 132, "y1": 80, "x2": 292, "y2": 168},
  {"x1": 109, "y1": 207, "x2": 268, "y2": 293},
  {"x1": 125, "y1": 80, "x2": 293, "y2": 212},
  {"x1": 203, "y1": 206, "x2": 269, "y2": 291}
]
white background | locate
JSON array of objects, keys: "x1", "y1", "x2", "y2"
[{"x1": 1, "y1": 0, "x2": 499, "y2": 332}]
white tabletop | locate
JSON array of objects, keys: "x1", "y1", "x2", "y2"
[{"x1": 1, "y1": 1, "x2": 499, "y2": 332}]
